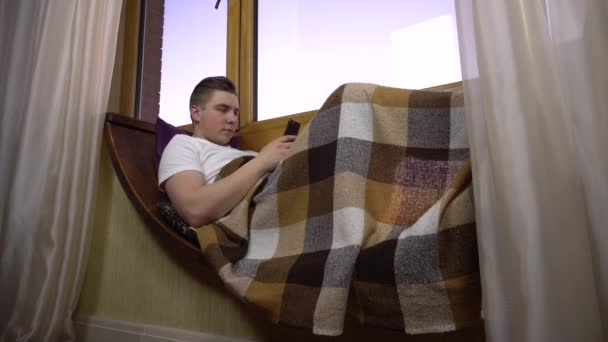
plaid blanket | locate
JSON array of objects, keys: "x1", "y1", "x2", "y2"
[{"x1": 196, "y1": 83, "x2": 481, "y2": 336}]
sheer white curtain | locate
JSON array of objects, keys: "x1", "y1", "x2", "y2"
[
  {"x1": 455, "y1": 0, "x2": 607, "y2": 341},
  {"x1": 0, "y1": 1, "x2": 122, "y2": 340}
]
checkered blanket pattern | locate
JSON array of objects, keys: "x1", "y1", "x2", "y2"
[{"x1": 196, "y1": 83, "x2": 481, "y2": 336}]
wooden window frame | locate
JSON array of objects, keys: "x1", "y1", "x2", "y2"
[{"x1": 226, "y1": 0, "x2": 256, "y2": 130}]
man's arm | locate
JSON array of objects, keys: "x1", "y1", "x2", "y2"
[{"x1": 164, "y1": 135, "x2": 296, "y2": 227}]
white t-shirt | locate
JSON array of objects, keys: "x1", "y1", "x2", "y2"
[{"x1": 158, "y1": 134, "x2": 258, "y2": 187}]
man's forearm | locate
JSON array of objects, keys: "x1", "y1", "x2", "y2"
[
  {"x1": 186, "y1": 157, "x2": 268, "y2": 226},
  {"x1": 166, "y1": 135, "x2": 295, "y2": 227}
]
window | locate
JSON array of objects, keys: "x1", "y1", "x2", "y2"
[
  {"x1": 158, "y1": 0, "x2": 228, "y2": 126},
  {"x1": 256, "y1": 0, "x2": 462, "y2": 120},
  {"x1": 131, "y1": 0, "x2": 461, "y2": 128}
]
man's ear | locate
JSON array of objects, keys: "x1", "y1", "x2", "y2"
[{"x1": 190, "y1": 104, "x2": 200, "y2": 123}]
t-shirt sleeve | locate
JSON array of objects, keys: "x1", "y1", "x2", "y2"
[{"x1": 158, "y1": 135, "x2": 205, "y2": 188}]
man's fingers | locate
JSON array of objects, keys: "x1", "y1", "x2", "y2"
[{"x1": 278, "y1": 135, "x2": 296, "y2": 142}]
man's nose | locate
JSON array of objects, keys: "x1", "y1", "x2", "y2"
[{"x1": 227, "y1": 111, "x2": 238, "y2": 123}]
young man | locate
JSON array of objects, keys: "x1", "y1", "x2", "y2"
[{"x1": 158, "y1": 76, "x2": 296, "y2": 227}]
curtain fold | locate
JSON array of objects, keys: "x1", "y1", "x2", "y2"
[
  {"x1": 0, "y1": 1, "x2": 122, "y2": 340},
  {"x1": 455, "y1": 0, "x2": 607, "y2": 341}
]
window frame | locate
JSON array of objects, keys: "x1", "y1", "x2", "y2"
[{"x1": 227, "y1": 0, "x2": 256, "y2": 130}]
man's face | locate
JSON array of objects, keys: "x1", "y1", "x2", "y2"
[{"x1": 191, "y1": 90, "x2": 239, "y2": 146}]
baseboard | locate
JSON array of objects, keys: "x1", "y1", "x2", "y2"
[{"x1": 74, "y1": 315, "x2": 254, "y2": 342}]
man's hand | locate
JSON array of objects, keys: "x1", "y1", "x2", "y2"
[{"x1": 255, "y1": 135, "x2": 296, "y2": 172}]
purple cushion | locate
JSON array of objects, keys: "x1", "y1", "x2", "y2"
[
  {"x1": 154, "y1": 117, "x2": 242, "y2": 172},
  {"x1": 155, "y1": 118, "x2": 192, "y2": 173}
]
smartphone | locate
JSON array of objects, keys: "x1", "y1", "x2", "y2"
[{"x1": 283, "y1": 119, "x2": 301, "y2": 136}]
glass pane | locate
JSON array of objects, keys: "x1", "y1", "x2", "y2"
[
  {"x1": 159, "y1": 0, "x2": 227, "y2": 126},
  {"x1": 257, "y1": 0, "x2": 462, "y2": 121}
]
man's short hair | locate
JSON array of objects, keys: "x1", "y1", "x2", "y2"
[{"x1": 189, "y1": 76, "x2": 237, "y2": 108}]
